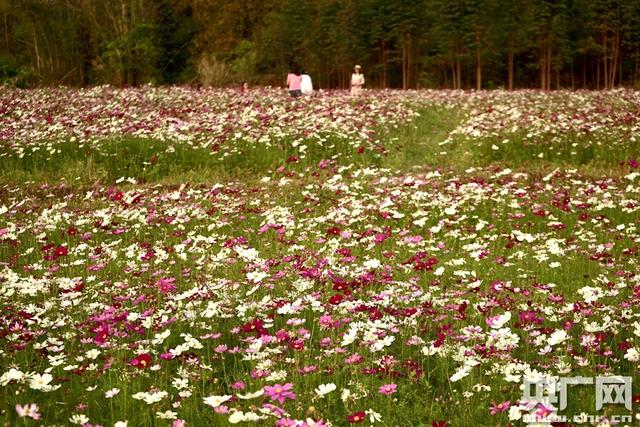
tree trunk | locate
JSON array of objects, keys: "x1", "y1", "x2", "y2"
[
  {"x1": 540, "y1": 40, "x2": 546, "y2": 90},
  {"x1": 380, "y1": 39, "x2": 388, "y2": 89},
  {"x1": 451, "y1": 62, "x2": 456, "y2": 89},
  {"x1": 570, "y1": 58, "x2": 574, "y2": 90},
  {"x1": 407, "y1": 35, "x2": 412, "y2": 89},
  {"x1": 476, "y1": 48, "x2": 482, "y2": 90},
  {"x1": 546, "y1": 43, "x2": 552, "y2": 90},
  {"x1": 507, "y1": 48, "x2": 514, "y2": 90},
  {"x1": 596, "y1": 58, "x2": 600, "y2": 90},
  {"x1": 33, "y1": 28, "x2": 41, "y2": 71},
  {"x1": 603, "y1": 30, "x2": 608, "y2": 89},
  {"x1": 3, "y1": 12, "x2": 9, "y2": 52},
  {"x1": 609, "y1": 29, "x2": 619, "y2": 89},
  {"x1": 455, "y1": 58, "x2": 461, "y2": 90},
  {"x1": 402, "y1": 34, "x2": 407, "y2": 90}
]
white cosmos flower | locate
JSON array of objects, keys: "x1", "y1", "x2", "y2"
[
  {"x1": 105, "y1": 388, "x2": 120, "y2": 398},
  {"x1": 363, "y1": 258, "x2": 381, "y2": 269},
  {"x1": 577, "y1": 286, "x2": 603, "y2": 303},
  {"x1": 487, "y1": 312, "x2": 511, "y2": 329},
  {"x1": 131, "y1": 391, "x2": 168, "y2": 404},
  {"x1": 450, "y1": 365, "x2": 472, "y2": 382},
  {"x1": 29, "y1": 373, "x2": 54, "y2": 391},
  {"x1": 315, "y1": 383, "x2": 337, "y2": 396},
  {"x1": 444, "y1": 206, "x2": 457, "y2": 215},
  {"x1": 0, "y1": 368, "x2": 27, "y2": 385},
  {"x1": 236, "y1": 389, "x2": 264, "y2": 399},
  {"x1": 547, "y1": 329, "x2": 568, "y2": 346},
  {"x1": 624, "y1": 348, "x2": 639, "y2": 362},
  {"x1": 155, "y1": 410, "x2": 178, "y2": 419},
  {"x1": 70, "y1": 414, "x2": 90, "y2": 425},
  {"x1": 246, "y1": 271, "x2": 267, "y2": 283},
  {"x1": 365, "y1": 408, "x2": 382, "y2": 423},
  {"x1": 203, "y1": 394, "x2": 232, "y2": 407},
  {"x1": 228, "y1": 411, "x2": 264, "y2": 423}
]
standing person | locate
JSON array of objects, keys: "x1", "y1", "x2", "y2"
[
  {"x1": 300, "y1": 69, "x2": 313, "y2": 95},
  {"x1": 287, "y1": 66, "x2": 302, "y2": 98},
  {"x1": 350, "y1": 65, "x2": 365, "y2": 95}
]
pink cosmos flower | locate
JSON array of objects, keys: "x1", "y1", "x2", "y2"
[
  {"x1": 15, "y1": 403, "x2": 41, "y2": 420},
  {"x1": 262, "y1": 403, "x2": 286, "y2": 417},
  {"x1": 489, "y1": 400, "x2": 510, "y2": 415},
  {"x1": 378, "y1": 383, "x2": 397, "y2": 395},
  {"x1": 534, "y1": 402, "x2": 555, "y2": 418},
  {"x1": 345, "y1": 353, "x2": 363, "y2": 365},
  {"x1": 264, "y1": 383, "x2": 297, "y2": 404},
  {"x1": 298, "y1": 365, "x2": 317, "y2": 375},
  {"x1": 231, "y1": 381, "x2": 245, "y2": 390},
  {"x1": 156, "y1": 277, "x2": 177, "y2": 294},
  {"x1": 214, "y1": 405, "x2": 228, "y2": 414}
]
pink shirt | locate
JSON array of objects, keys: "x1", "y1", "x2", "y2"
[{"x1": 287, "y1": 73, "x2": 302, "y2": 90}]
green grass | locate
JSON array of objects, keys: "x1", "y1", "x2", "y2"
[
  {"x1": 2, "y1": 105, "x2": 638, "y2": 187},
  {"x1": 1, "y1": 104, "x2": 639, "y2": 427}
]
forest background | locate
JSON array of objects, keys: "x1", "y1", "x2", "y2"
[{"x1": 1, "y1": 0, "x2": 640, "y2": 90}]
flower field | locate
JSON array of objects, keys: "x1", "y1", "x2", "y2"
[{"x1": 1, "y1": 88, "x2": 640, "y2": 426}]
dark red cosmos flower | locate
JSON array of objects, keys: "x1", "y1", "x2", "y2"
[
  {"x1": 289, "y1": 339, "x2": 304, "y2": 351},
  {"x1": 347, "y1": 411, "x2": 366, "y2": 423},
  {"x1": 629, "y1": 158, "x2": 639, "y2": 169},
  {"x1": 618, "y1": 341, "x2": 632, "y2": 352},
  {"x1": 431, "y1": 422, "x2": 448, "y2": 427},
  {"x1": 109, "y1": 190, "x2": 124, "y2": 202},
  {"x1": 42, "y1": 244, "x2": 69, "y2": 261},
  {"x1": 328, "y1": 294, "x2": 344, "y2": 305},
  {"x1": 130, "y1": 353, "x2": 151, "y2": 369},
  {"x1": 326, "y1": 226, "x2": 341, "y2": 236},
  {"x1": 94, "y1": 326, "x2": 109, "y2": 344},
  {"x1": 241, "y1": 318, "x2": 267, "y2": 336}
]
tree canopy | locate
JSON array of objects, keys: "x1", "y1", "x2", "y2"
[{"x1": 1, "y1": 0, "x2": 639, "y2": 89}]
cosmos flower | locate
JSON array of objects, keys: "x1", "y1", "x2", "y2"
[
  {"x1": 15, "y1": 403, "x2": 41, "y2": 420},
  {"x1": 378, "y1": 383, "x2": 397, "y2": 395},
  {"x1": 264, "y1": 383, "x2": 297, "y2": 404},
  {"x1": 130, "y1": 353, "x2": 152, "y2": 369},
  {"x1": 347, "y1": 411, "x2": 366, "y2": 424},
  {"x1": 314, "y1": 383, "x2": 337, "y2": 397}
]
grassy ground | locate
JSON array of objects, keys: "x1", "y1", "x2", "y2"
[{"x1": 1, "y1": 101, "x2": 639, "y2": 427}]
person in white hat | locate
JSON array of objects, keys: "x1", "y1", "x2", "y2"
[{"x1": 350, "y1": 65, "x2": 364, "y2": 95}]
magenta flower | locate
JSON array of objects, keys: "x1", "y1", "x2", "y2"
[
  {"x1": 264, "y1": 383, "x2": 297, "y2": 404},
  {"x1": 378, "y1": 383, "x2": 397, "y2": 395}
]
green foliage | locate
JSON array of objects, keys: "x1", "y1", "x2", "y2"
[
  {"x1": 2, "y1": 0, "x2": 640, "y2": 88},
  {"x1": 0, "y1": 57, "x2": 35, "y2": 87}
]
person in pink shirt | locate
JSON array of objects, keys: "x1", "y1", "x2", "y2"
[{"x1": 287, "y1": 66, "x2": 302, "y2": 97}]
